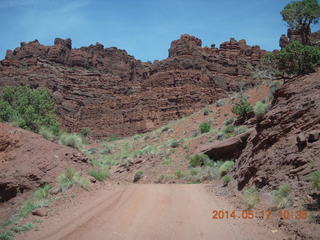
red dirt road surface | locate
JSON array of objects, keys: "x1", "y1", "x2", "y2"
[{"x1": 22, "y1": 184, "x2": 289, "y2": 240}]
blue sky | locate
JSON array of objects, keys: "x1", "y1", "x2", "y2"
[{"x1": 0, "y1": 0, "x2": 319, "y2": 62}]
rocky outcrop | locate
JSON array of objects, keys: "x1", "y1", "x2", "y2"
[
  {"x1": 233, "y1": 71, "x2": 320, "y2": 190},
  {"x1": 0, "y1": 35, "x2": 266, "y2": 137},
  {"x1": 279, "y1": 29, "x2": 320, "y2": 48},
  {"x1": 195, "y1": 129, "x2": 254, "y2": 160}
]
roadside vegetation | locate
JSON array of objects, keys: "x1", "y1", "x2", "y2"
[{"x1": 0, "y1": 184, "x2": 52, "y2": 240}]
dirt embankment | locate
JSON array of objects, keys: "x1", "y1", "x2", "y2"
[{"x1": 0, "y1": 123, "x2": 89, "y2": 218}]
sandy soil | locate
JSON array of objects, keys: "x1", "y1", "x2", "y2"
[{"x1": 20, "y1": 184, "x2": 289, "y2": 240}]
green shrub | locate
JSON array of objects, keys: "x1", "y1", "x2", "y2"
[
  {"x1": 273, "y1": 184, "x2": 292, "y2": 208},
  {"x1": 106, "y1": 136, "x2": 119, "y2": 142},
  {"x1": 309, "y1": 170, "x2": 320, "y2": 190},
  {"x1": 0, "y1": 86, "x2": 59, "y2": 134},
  {"x1": 222, "y1": 175, "x2": 231, "y2": 186},
  {"x1": 80, "y1": 128, "x2": 92, "y2": 137},
  {"x1": 39, "y1": 127, "x2": 58, "y2": 141},
  {"x1": 100, "y1": 144, "x2": 112, "y2": 155},
  {"x1": 224, "y1": 118, "x2": 234, "y2": 126},
  {"x1": 190, "y1": 168, "x2": 198, "y2": 176},
  {"x1": 156, "y1": 174, "x2": 170, "y2": 183},
  {"x1": 264, "y1": 41, "x2": 320, "y2": 75},
  {"x1": 168, "y1": 139, "x2": 180, "y2": 148},
  {"x1": 187, "y1": 165, "x2": 221, "y2": 182},
  {"x1": 11, "y1": 223, "x2": 34, "y2": 233},
  {"x1": 215, "y1": 99, "x2": 225, "y2": 107},
  {"x1": 235, "y1": 126, "x2": 247, "y2": 135},
  {"x1": 253, "y1": 101, "x2": 269, "y2": 121},
  {"x1": 133, "y1": 170, "x2": 143, "y2": 182},
  {"x1": 223, "y1": 125, "x2": 235, "y2": 134},
  {"x1": 269, "y1": 80, "x2": 282, "y2": 100},
  {"x1": 175, "y1": 170, "x2": 184, "y2": 179},
  {"x1": 232, "y1": 98, "x2": 253, "y2": 120},
  {"x1": 189, "y1": 154, "x2": 210, "y2": 168},
  {"x1": 161, "y1": 159, "x2": 172, "y2": 166},
  {"x1": 203, "y1": 109, "x2": 210, "y2": 115},
  {"x1": 243, "y1": 186, "x2": 260, "y2": 209},
  {"x1": 57, "y1": 168, "x2": 89, "y2": 191},
  {"x1": 219, "y1": 161, "x2": 235, "y2": 177},
  {"x1": 59, "y1": 133, "x2": 84, "y2": 150},
  {"x1": 0, "y1": 230, "x2": 14, "y2": 240},
  {"x1": 199, "y1": 122, "x2": 211, "y2": 134},
  {"x1": 33, "y1": 184, "x2": 51, "y2": 200},
  {"x1": 87, "y1": 148, "x2": 97, "y2": 154},
  {"x1": 88, "y1": 168, "x2": 110, "y2": 182}
]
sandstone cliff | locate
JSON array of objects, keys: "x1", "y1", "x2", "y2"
[{"x1": 0, "y1": 34, "x2": 266, "y2": 137}]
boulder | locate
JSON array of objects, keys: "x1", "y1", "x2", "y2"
[{"x1": 196, "y1": 129, "x2": 254, "y2": 160}]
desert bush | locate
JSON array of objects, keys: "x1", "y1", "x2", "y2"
[
  {"x1": 59, "y1": 133, "x2": 84, "y2": 150},
  {"x1": 189, "y1": 168, "x2": 198, "y2": 176},
  {"x1": 243, "y1": 186, "x2": 260, "y2": 209},
  {"x1": 100, "y1": 144, "x2": 112, "y2": 155},
  {"x1": 309, "y1": 170, "x2": 320, "y2": 190},
  {"x1": 199, "y1": 122, "x2": 211, "y2": 134},
  {"x1": 88, "y1": 168, "x2": 110, "y2": 182},
  {"x1": 57, "y1": 168, "x2": 89, "y2": 191},
  {"x1": 187, "y1": 165, "x2": 221, "y2": 182},
  {"x1": 273, "y1": 184, "x2": 292, "y2": 208},
  {"x1": 251, "y1": 67, "x2": 276, "y2": 80},
  {"x1": 11, "y1": 223, "x2": 34, "y2": 233},
  {"x1": 232, "y1": 98, "x2": 253, "y2": 120},
  {"x1": 215, "y1": 99, "x2": 225, "y2": 107},
  {"x1": 0, "y1": 86, "x2": 59, "y2": 133},
  {"x1": 106, "y1": 136, "x2": 119, "y2": 142},
  {"x1": 161, "y1": 159, "x2": 172, "y2": 166},
  {"x1": 39, "y1": 127, "x2": 58, "y2": 141},
  {"x1": 234, "y1": 126, "x2": 247, "y2": 135},
  {"x1": 168, "y1": 139, "x2": 180, "y2": 148},
  {"x1": 254, "y1": 101, "x2": 269, "y2": 121},
  {"x1": 224, "y1": 118, "x2": 235, "y2": 126},
  {"x1": 175, "y1": 170, "x2": 185, "y2": 179},
  {"x1": 219, "y1": 161, "x2": 235, "y2": 177},
  {"x1": 156, "y1": 174, "x2": 170, "y2": 183},
  {"x1": 189, "y1": 154, "x2": 210, "y2": 168},
  {"x1": 0, "y1": 230, "x2": 14, "y2": 240},
  {"x1": 264, "y1": 41, "x2": 320, "y2": 75},
  {"x1": 18, "y1": 185, "x2": 51, "y2": 218},
  {"x1": 33, "y1": 184, "x2": 51, "y2": 200},
  {"x1": 133, "y1": 170, "x2": 143, "y2": 182},
  {"x1": 223, "y1": 125, "x2": 235, "y2": 134},
  {"x1": 269, "y1": 80, "x2": 282, "y2": 100},
  {"x1": 80, "y1": 128, "x2": 92, "y2": 137},
  {"x1": 222, "y1": 175, "x2": 231, "y2": 186},
  {"x1": 160, "y1": 126, "x2": 171, "y2": 133}
]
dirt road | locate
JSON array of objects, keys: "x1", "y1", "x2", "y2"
[{"x1": 24, "y1": 184, "x2": 288, "y2": 240}]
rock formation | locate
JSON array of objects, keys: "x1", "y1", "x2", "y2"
[
  {"x1": 0, "y1": 34, "x2": 266, "y2": 137},
  {"x1": 279, "y1": 29, "x2": 320, "y2": 48},
  {"x1": 233, "y1": 71, "x2": 320, "y2": 191}
]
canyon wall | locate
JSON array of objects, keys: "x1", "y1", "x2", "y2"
[{"x1": 0, "y1": 34, "x2": 266, "y2": 137}]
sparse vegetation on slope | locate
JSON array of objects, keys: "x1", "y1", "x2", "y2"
[
  {"x1": 232, "y1": 98, "x2": 253, "y2": 121},
  {"x1": 242, "y1": 186, "x2": 260, "y2": 209},
  {"x1": 273, "y1": 184, "x2": 292, "y2": 209},
  {"x1": 57, "y1": 168, "x2": 89, "y2": 191}
]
